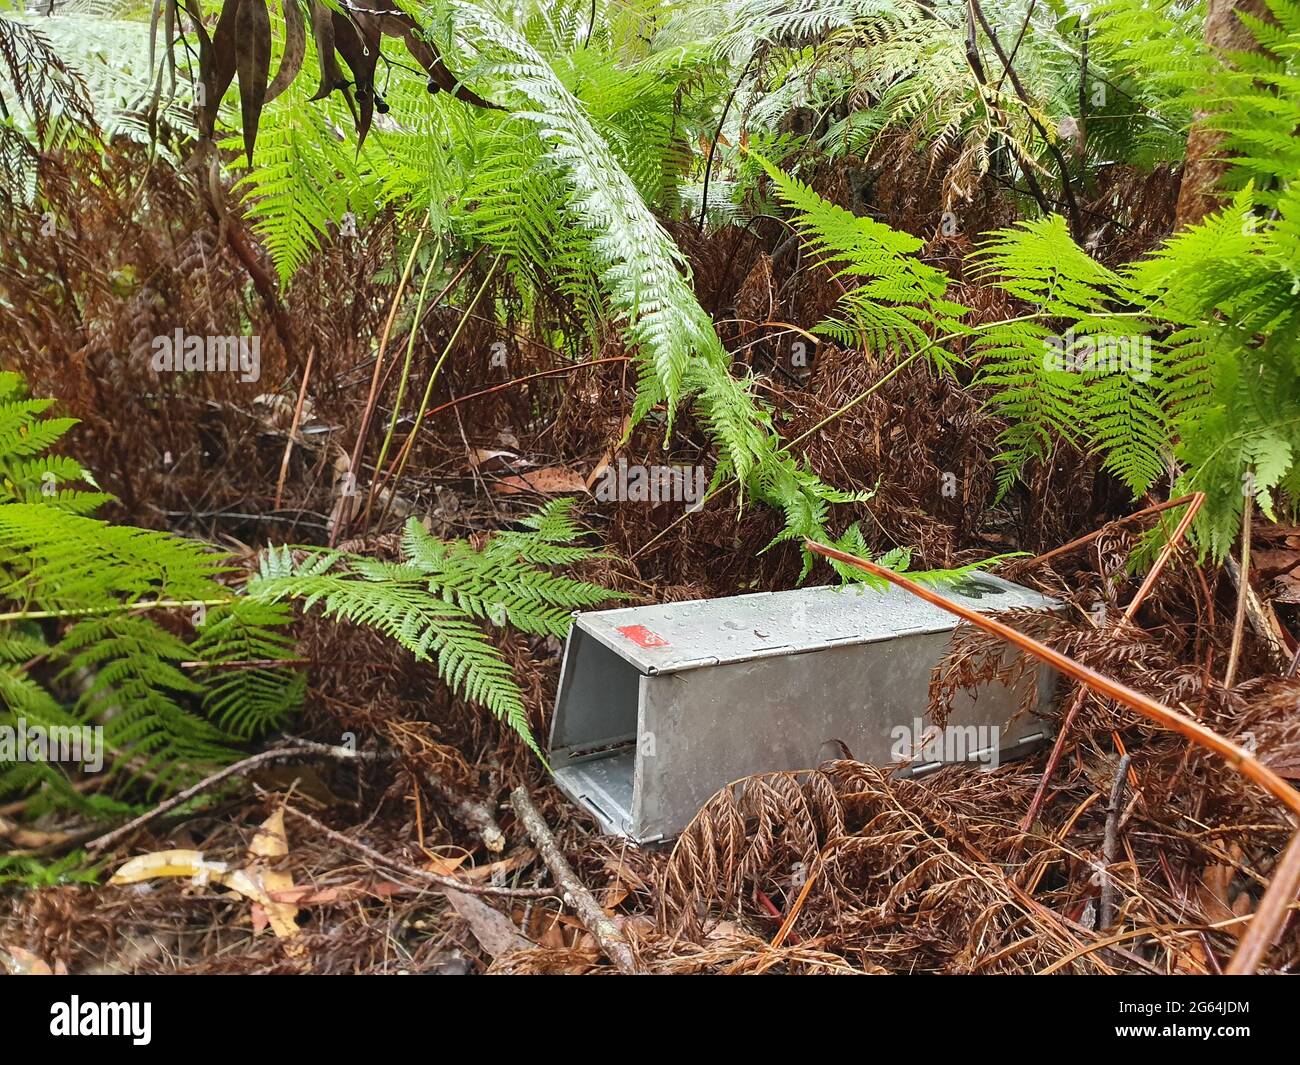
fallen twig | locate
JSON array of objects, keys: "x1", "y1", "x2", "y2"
[
  {"x1": 279, "y1": 802, "x2": 555, "y2": 899},
  {"x1": 509, "y1": 786, "x2": 640, "y2": 974},
  {"x1": 1036, "y1": 915, "x2": 1254, "y2": 975},
  {"x1": 1100, "y1": 753, "x2": 1132, "y2": 930},
  {"x1": 1224, "y1": 498, "x2": 1253, "y2": 688},
  {"x1": 1019, "y1": 492, "x2": 1204, "y2": 833},
  {"x1": 416, "y1": 356, "x2": 631, "y2": 423},
  {"x1": 86, "y1": 741, "x2": 376, "y2": 853},
  {"x1": 1023, "y1": 493, "x2": 1202, "y2": 571},
  {"x1": 1224, "y1": 552, "x2": 1290, "y2": 675},
  {"x1": 427, "y1": 774, "x2": 506, "y2": 854}
]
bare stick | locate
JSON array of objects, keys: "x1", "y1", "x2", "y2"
[
  {"x1": 86, "y1": 742, "x2": 374, "y2": 853},
  {"x1": 805, "y1": 539, "x2": 1300, "y2": 821},
  {"x1": 273, "y1": 344, "x2": 315, "y2": 510},
  {"x1": 1024, "y1": 493, "x2": 1202, "y2": 570},
  {"x1": 427, "y1": 774, "x2": 506, "y2": 854},
  {"x1": 1100, "y1": 753, "x2": 1131, "y2": 930},
  {"x1": 279, "y1": 803, "x2": 554, "y2": 899},
  {"x1": 1227, "y1": 827, "x2": 1300, "y2": 974},
  {"x1": 509, "y1": 786, "x2": 640, "y2": 974},
  {"x1": 416, "y1": 356, "x2": 631, "y2": 422},
  {"x1": 969, "y1": 0, "x2": 1085, "y2": 239},
  {"x1": 1224, "y1": 553, "x2": 1289, "y2": 673},
  {"x1": 1224, "y1": 497, "x2": 1253, "y2": 688},
  {"x1": 698, "y1": 55, "x2": 754, "y2": 232}
]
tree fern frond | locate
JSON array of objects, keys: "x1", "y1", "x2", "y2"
[
  {"x1": 188, "y1": 600, "x2": 306, "y2": 740},
  {"x1": 248, "y1": 554, "x2": 539, "y2": 754},
  {"x1": 0, "y1": 504, "x2": 229, "y2": 611}
]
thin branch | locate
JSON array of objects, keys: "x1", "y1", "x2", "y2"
[
  {"x1": 994, "y1": 0, "x2": 1037, "y2": 92},
  {"x1": 281, "y1": 802, "x2": 555, "y2": 899},
  {"x1": 273, "y1": 345, "x2": 315, "y2": 510},
  {"x1": 1077, "y1": 16, "x2": 1089, "y2": 171},
  {"x1": 417, "y1": 356, "x2": 631, "y2": 422},
  {"x1": 1019, "y1": 492, "x2": 1204, "y2": 833},
  {"x1": 510, "y1": 786, "x2": 640, "y2": 973},
  {"x1": 1024, "y1": 493, "x2": 1202, "y2": 569},
  {"x1": 969, "y1": 0, "x2": 1086, "y2": 238},
  {"x1": 1225, "y1": 494, "x2": 1254, "y2": 688},
  {"x1": 963, "y1": 1, "x2": 1053, "y2": 219},
  {"x1": 1100, "y1": 753, "x2": 1131, "y2": 930},
  {"x1": 333, "y1": 221, "x2": 427, "y2": 545},
  {"x1": 86, "y1": 742, "x2": 376, "y2": 853},
  {"x1": 376, "y1": 256, "x2": 501, "y2": 527},
  {"x1": 698, "y1": 55, "x2": 754, "y2": 231}
]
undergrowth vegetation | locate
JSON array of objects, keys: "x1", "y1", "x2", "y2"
[{"x1": 0, "y1": 368, "x2": 611, "y2": 805}]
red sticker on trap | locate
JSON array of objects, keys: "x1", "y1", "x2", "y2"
[{"x1": 617, "y1": 624, "x2": 669, "y2": 648}]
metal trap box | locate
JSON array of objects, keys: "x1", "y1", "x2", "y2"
[{"x1": 549, "y1": 574, "x2": 1061, "y2": 843}]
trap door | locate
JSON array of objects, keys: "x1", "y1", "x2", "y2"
[{"x1": 549, "y1": 625, "x2": 645, "y2": 836}]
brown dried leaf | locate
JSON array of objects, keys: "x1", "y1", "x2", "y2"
[
  {"x1": 493, "y1": 466, "x2": 589, "y2": 495},
  {"x1": 235, "y1": 0, "x2": 272, "y2": 163},
  {"x1": 266, "y1": 0, "x2": 306, "y2": 103},
  {"x1": 202, "y1": 0, "x2": 243, "y2": 139},
  {"x1": 307, "y1": 0, "x2": 345, "y2": 102},
  {"x1": 444, "y1": 889, "x2": 532, "y2": 958},
  {"x1": 1, "y1": 945, "x2": 54, "y2": 975}
]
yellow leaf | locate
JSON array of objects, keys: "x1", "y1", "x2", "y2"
[
  {"x1": 248, "y1": 807, "x2": 289, "y2": 860},
  {"x1": 109, "y1": 850, "x2": 228, "y2": 885}
]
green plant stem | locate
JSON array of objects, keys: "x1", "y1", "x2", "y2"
[
  {"x1": 364, "y1": 234, "x2": 444, "y2": 526},
  {"x1": 0, "y1": 598, "x2": 234, "y2": 625},
  {"x1": 333, "y1": 219, "x2": 427, "y2": 545},
  {"x1": 378, "y1": 256, "x2": 503, "y2": 526}
]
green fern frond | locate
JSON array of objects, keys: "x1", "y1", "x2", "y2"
[
  {"x1": 248, "y1": 546, "x2": 539, "y2": 754},
  {"x1": 56, "y1": 614, "x2": 239, "y2": 793},
  {"x1": 188, "y1": 600, "x2": 306, "y2": 740},
  {"x1": 753, "y1": 151, "x2": 967, "y2": 365},
  {"x1": 0, "y1": 504, "x2": 229, "y2": 612}
]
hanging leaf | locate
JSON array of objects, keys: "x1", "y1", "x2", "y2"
[
  {"x1": 332, "y1": 12, "x2": 382, "y2": 146},
  {"x1": 203, "y1": 0, "x2": 243, "y2": 140},
  {"x1": 235, "y1": 0, "x2": 273, "y2": 163},
  {"x1": 397, "y1": 20, "x2": 498, "y2": 108},
  {"x1": 181, "y1": 0, "x2": 498, "y2": 154},
  {"x1": 266, "y1": 0, "x2": 307, "y2": 104},
  {"x1": 307, "y1": 0, "x2": 346, "y2": 102}
]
